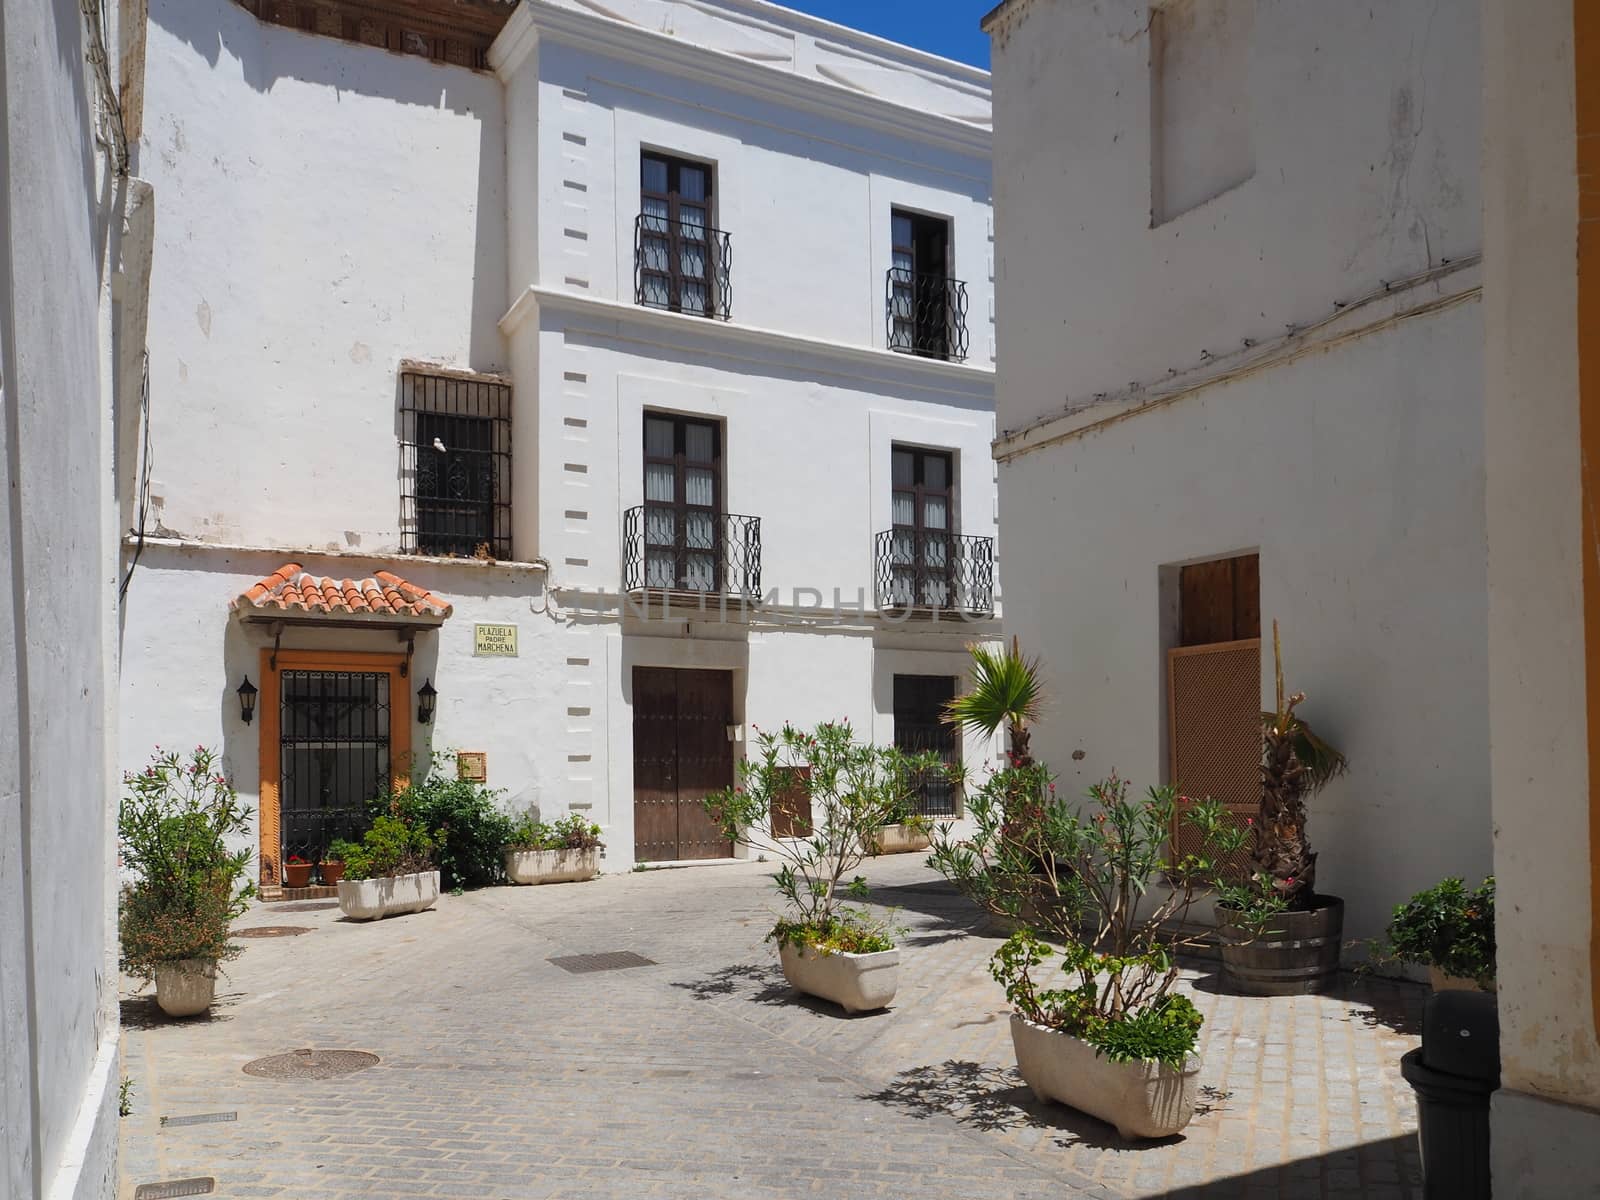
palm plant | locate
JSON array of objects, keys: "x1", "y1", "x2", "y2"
[
  {"x1": 944, "y1": 636, "x2": 1044, "y2": 764},
  {"x1": 1256, "y1": 621, "x2": 1347, "y2": 910}
]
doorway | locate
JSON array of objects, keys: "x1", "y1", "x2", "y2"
[
  {"x1": 632, "y1": 667, "x2": 735, "y2": 861},
  {"x1": 892, "y1": 674, "x2": 962, "y2": 817}
]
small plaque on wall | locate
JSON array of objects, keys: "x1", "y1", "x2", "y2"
[
  {"x1": 473, "y1": 623, "x2": 518, "y2": 657},
  {"x1": 457, "y1": 751, "x2": 487, "y2": 782}
]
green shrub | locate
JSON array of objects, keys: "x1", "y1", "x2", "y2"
[
  {"x1": 1375, "y1": 876, "x2": 1496, "y2": 985},
  {"x1": 118, "y1": 746, "x2": 255, "y2": 979},
  {"x1": 373, "y1": 755, "x2": 511, "y2": 889},
  {"x1": 335, "y1": 815, "x2": 434, "y2": 881},
  {"x1": 504, "y1": 812, "x2": 604, "y2": 852},
  {"x1": 769, "y1": 912, "x2": 898, "y2": 956}
]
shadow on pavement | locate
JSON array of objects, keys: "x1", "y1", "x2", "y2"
[
  {"x1": 668, "y1": 960, "x2": 897, "y2": 1019},
  {"x1": 1160, "y1": 1132, "x2": 1422, "y2": 1198},
  {"x1": 120, "y1": 990, "x2": 241, "y2": 1030},
  {"x1": 859, "y1": 1058, "x2": 1135, "y2": 1150},
  {"x1": 1185, "y1": 966, "x2": 1425, "y2": 1037}
]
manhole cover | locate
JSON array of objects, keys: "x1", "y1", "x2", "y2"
[
  {"x1": 270, "y1": 901, "x2": 338, "y2": 913},
  {"x1": 134, "y1": 1180, "x2": 214, "y2": 1199},
  {"x1": 548, "y1": 951, "x2": 657, "y2": 974},
  {"x1": 233, "y1": 926, "x2": 311, "y2": 939},
  {"x1": 242, "y1": 1049, "x2": 379, "y2": 1080},
  {"x1": 161, "y1": 1111, "x2": 236, "y2": 1128}
]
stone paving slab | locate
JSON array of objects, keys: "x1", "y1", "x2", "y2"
[{"x1": 119, "y1": 856, "x2": 1423, "y2": 1199}]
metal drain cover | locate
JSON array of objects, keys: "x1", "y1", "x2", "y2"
[
  {"x1": 134, "y1": 1180, "x2": 214, "y2": 1199},
  {"x1": 233, "y1": 926, "x2": 312, "y2": 938},
  {"x1": 242, "y1": 1049, "x2": 379, "y2": 1080},
  {"x1": 161, "y1": 1111, "x2": 237, "y2": 1128},
  {"x1": 548, "y1": 951, "x2": 657, "y2": 974},
  {"x1": 270, "y1": 901, "x2": 338, "y2": 913}
]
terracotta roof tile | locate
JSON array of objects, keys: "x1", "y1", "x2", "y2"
[{"x1": 231, "y1": 563, "x2": 453, "y2": 621}]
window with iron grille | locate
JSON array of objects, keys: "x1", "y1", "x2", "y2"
[
  {"x1": 399, "y1": 369, "x2": 511, "y2": 559},
  {"x1": 637, "y1": 152, "x2": 731, "y2": 319}
]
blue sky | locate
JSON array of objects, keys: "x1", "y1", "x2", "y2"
[{"x1": 778, "y1": 1, "x2": 993, "y2": 69}]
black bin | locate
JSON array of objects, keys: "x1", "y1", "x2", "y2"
[{"x1": 1400, "y1": 989, "x2": 1499, "y2": 1200}]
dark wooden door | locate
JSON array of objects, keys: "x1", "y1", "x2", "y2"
[{"x1": 632, "y1": 667, "x2": 735, "y2": 861}]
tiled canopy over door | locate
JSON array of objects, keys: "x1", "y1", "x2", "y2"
[
  {"x1": 1169, "y1": 553, "x2": 1261, "y2": 878},
  {"x1": 632, "y1": 667, "x2": 735, "y2": 862}
]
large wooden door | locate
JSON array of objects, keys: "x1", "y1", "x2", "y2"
[{"x1": 632, "y1": 667, "x2": 734, "y2": 861}]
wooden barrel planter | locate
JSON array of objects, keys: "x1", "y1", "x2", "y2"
[{"x1": 1214, "y1": 896, "x2": 1344, "y2": 995}]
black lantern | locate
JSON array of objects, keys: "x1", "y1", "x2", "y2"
[
  {"x1": 416, "y1": 678, "x2": 437, "y2": 725},
  {"x1": 237, "y1": 676, "x2": 259, "y2": 724}
]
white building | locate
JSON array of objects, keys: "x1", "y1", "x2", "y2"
[
  {"x1": 982, "y1": 0, "x2": 1486, "y2": 944},
  {"x1": 122, "y1": 0, "x2": 999, "y2": 890},
  {"x1": 2, "y1": 1, "x2": 152, "y2": 1196}
]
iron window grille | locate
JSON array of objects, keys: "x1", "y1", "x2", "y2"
[
  {"x1": 636, "y1": 152, "x2": 731, "y2": 320},
  {"x1": 886, "y1": 268, "x2": 970, "y2": 362},
  {"x1": 278, "y1": 670, "x2": 389, "y2": 867},
  {"x1": 893, "y1": 674, "x2": 963, "y2": 819},
  {"x1": 399, "y1": 370, "x2": 511, "y2": 559},
  {"x1": 875, "y1": 530, "x2": 995, "y2": 617},
  {"x1": 623, "y1": 507, "x2": 762, "y2": 599}
]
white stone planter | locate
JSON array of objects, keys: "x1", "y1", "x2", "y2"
[
  {"x1": 503, "y1": 847, "x2": 600, "y2": 885},
  {"x1": 337, "y1": 870, "x2": 441, "y2": 921},
  {"x1": 154, "y1": 958, "x2": 217, "y2": 1018},
  {"x1": 873, "y1": 823, "x2": 931, "y2": 855},
  {"x1": 1009, "y1": 1013, "x2": 1202, "y2": 1140},
  {"x1": 777, "y1": 941, "x2": 899, "y2": 1013}
]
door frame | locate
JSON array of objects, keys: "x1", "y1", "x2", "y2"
[{"x1": 257, "y1": 648, "x2": 412, "y2": 891}]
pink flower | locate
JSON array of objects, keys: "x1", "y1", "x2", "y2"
[
  {"x1": 1285, "y1": 876, "x2": 1296, "y2": 886},
  {"x1": 1245, "y1": 818, "x2": 1253, "y2": 826}
]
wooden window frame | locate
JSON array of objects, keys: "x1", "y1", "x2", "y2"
[
  {"x1": 643, "y1": 413, "x2": 724, "y2": 592},
  {"x1": 640, "y1": 151, "x2": 717, "y2": 317},
  {"x1": 257, "y1": 649, "x2": 412, "y2": 894},
  {"x1": 892, "y1": 445, "x2": 956, "y2": 606}
]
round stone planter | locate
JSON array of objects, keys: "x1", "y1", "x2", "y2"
[
  {"x1": 873, "y1": 823, "x2": 931, "y2": 855},
  {"x1": 336, "y1": 870, "x2": 441, "y2": 921},
  {"x1": 1215, "y1": 895, "x2": 1344, "y2": 995},
  {"x1": 503, "y1": 847, "x2": 600, "y2": 885},
  {"x1": 1009, "y1": 1013, "x2": 1202, "y2": 1140},
  {"x1": 777, "y1": 941, "x2": 899, "y2": 1014},
  {"x1": 1428, "y1": 967, "x2": 1494, "y2": 993},
  {"x1": 154, "y1": 958, "x2": 218, "y2": 1018}
]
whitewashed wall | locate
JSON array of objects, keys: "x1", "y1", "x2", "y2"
[
  {"x1": 1, "y1": 2, "x2": 131, "y2": 1197},
  {"x1": 138, "y1": 0, "x2": 506, "y2": 551},
  {"x1": 986, "y1": 0, "x2": 1487, "y2": 943}
]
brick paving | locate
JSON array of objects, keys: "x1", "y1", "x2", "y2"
[{"x1": 118, "y1": 856, "x2": 1424, "y2": 1199}]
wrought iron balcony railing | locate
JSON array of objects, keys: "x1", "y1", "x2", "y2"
[
  {"x1": 886, "y1": 267, "x2": 970, "y2": 362},
  {"x1": 634, "y1": 214, "x2": 733, "y2": 321},
  {"x1": 624, "y1": 505, "x2": 762, "y2": 599},
  {"x1": 874, "y1": 529, "x2": 995, "y2": 617}
]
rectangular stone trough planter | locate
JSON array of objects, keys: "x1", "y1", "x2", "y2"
[
  {"x1": 777, "y1": 941, "x2": 899, "y2": 1013},
  {"x1": 337, "y1": 870, "x2": 441, "y2": 921},
  {"x1": 1009, "y1": 1013, "x2": 1202, "y2": 1140},
  {"x1": 873, "y1": 823, "x2": 931, "y2": 855},
  {"x1": 503, "y1": 847, "x2": 600, "y2": 885}
]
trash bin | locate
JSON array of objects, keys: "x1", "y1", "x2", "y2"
[{"x1": 1400, "y1": 989, "x2": 1499, "y2": 1200}]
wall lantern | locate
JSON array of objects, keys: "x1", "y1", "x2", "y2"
[
  {"x1": 237, "y1": 676, "x2": 259, "y2": 724},
  {"x1": 417, "y1": 678, "x2": 437, "y2": 725}
]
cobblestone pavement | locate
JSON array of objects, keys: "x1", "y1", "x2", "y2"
[{"x1": 119, "y1": 856, "x2": 1424, "y2": 1199}]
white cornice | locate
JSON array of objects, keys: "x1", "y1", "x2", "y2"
[
  {"x1": 489, "y1": 2, "x2": 992, "y2": 156},
  {"x1": 500, "y1": 285, "x2": 996, "y2": 391}
]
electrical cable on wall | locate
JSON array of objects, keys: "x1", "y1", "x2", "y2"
[{"x1": 119, "y1": 351, "x2": 151, "y2": 602}]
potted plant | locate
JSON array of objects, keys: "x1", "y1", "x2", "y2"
[
  {"x1": 319, "y1": 854, "x2": 345, "y2": 886},
  {"x1": 874, "y1": 804, "x2": 933, "y2": 856},
  {"x1": 331, "y1": 813, "x2": 440, "y2": 921},
  {"x1": 1213, "y1": 621, "x2": 1348, "y2": 995},
  {"x1": 930, "y1": 767, "x2": 1247, "y2": 1139},
  {"x1": 282, "y1": 855, "x2": 314, "y2": 889},
  {"x1": 379, "y1": 754, "x2": 515, "y2": 890},
  {"x1": 1373, "y1": 876, "x2": 1496, "y2": 991},
  {"x1": 503, "y1": 813, "x2": 605, "y2": 884},
  {"x1": 703, "y1": 721, "x2": 932, "y2": 1013},
  {"x1": 119, "y1": 746, "x2": 256, "y2": 1017}
]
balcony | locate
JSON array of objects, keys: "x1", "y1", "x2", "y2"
[
  {"x1": 874, "y1": 530, "x2": 994, "y2": 618},
  {"x1": 634, "y1": 214, "x2": 733, "y2": 321},
  {"x1": 623, "y1": 505, "x2": 762, "y2": 600},
  {"x1": 886, "y1": 267, "x2": 970, "y2": 362}
]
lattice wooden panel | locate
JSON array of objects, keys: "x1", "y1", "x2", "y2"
[{"x1": 1168, "y1": 638, "x2": 1261, "y2": 880}]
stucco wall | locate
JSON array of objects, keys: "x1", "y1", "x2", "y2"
[
  {"x1": 1, "y1": 2, "x2": 124, "y2": 1197},
  {"x1": 995, "y1": 297, "x2": 1489, "y2": 944},
  {"x1": 987, "y1": 0, "x2": 1479, "y2": 431},
  {"x1": 139, "y1": 0, "x2": 506, "y2": 551},
  {"x1": 1483, "y1": 0, "x2": 1600, "y2": 1162}
]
